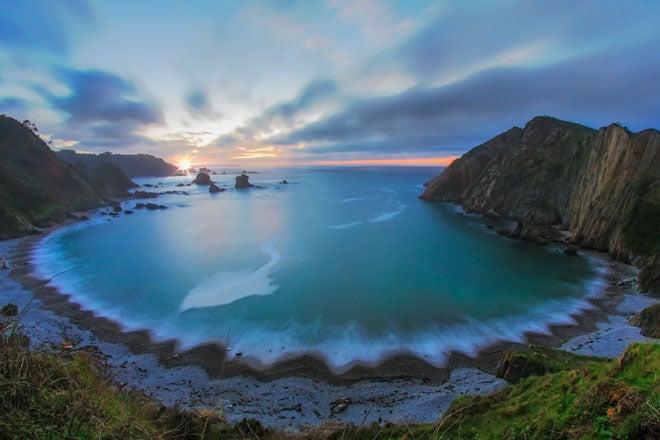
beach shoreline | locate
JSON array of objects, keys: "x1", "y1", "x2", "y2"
[{"x1": 1, "y1": 215, "x2": 657, "y2": 429}]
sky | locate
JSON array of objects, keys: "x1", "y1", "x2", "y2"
[{"x1": 1, "y1": 0, "x2": 659, "y2": 168}]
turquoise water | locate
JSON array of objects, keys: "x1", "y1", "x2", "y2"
[{"x1": 33, "y1": 167, "x2": 605, "y2": 370}]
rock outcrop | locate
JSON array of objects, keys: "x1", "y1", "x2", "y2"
[
  {"x1": 639, "y1": 264, "x2": 660, "y2": 297},
  {"x1": 0, "y1": 116, "x2": 117, "y2": 239},
  {"x1": 235, "y1": 174, "x2": 254, "y2": 189},
  {"x1": 422, "y1": 116, "x2": 660, "y2": 268},
  {"x1": 630, "y1": 304, "x2": 659, "y2": 338},
  {"x1": 495, "y1": 345, "x2": 597, "y2": 383},
  {"x1": 87, "y1": 163, "x2": 138, "y2": 198},
  {"x1": 208, "y1": 182, "x2": 224, "y2": 193},
  {"x1": 57, "y1": 149, "x2": 177, "y2": 177},
  {"x1": 192, "y1": 172, "x2": 212, "y2": 185}
]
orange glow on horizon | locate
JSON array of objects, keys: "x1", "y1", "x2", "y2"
[
  {"x1": 165, "y1": 155, "x2": 459, "y2": 169},
  {"x1": 309, "y1": 156, "x2": 459, "y2": 167}
]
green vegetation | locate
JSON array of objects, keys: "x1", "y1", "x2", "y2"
[
  {"x1": 0, "y1": 334, "x2": 284, "y2": 439},
  {"x1": 330, "y1": 343, "x2": 659, "y2": 439},
  {"x1": 2, "y1": 329, "x2": 657, "y2": 439}
]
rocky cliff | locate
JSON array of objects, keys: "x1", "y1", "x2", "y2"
[
  {"x1": 57, "y1": 149, "x2": 177, "y2": 177},
  {"x1": 0, "y1": 116, "x2": 136, "y2": 239},
  {"x1": 421, "y1": 116, "x2": 659, "y2": 267}
]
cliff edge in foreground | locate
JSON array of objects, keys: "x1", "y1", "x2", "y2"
[{"x1": 421, "y1": 116, "x2": 659, "y2": 268}]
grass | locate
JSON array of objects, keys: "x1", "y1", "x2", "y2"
[
  {"x1": 0, "y1": 320, "x2": 281, "y2": 439},
  {"x1": 329, "y1": 343, "x2": 659, "y2": 439}
]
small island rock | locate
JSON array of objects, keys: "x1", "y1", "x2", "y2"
[
  {"x1": 235, "y1": 174, "x2": 254, "y2": 189},
  {"x1": 209, "y1": 182, "x2": 225, "y2": 193},
  {"x1": 192, "y1": 172, "x2": 212, "y2": 185}
]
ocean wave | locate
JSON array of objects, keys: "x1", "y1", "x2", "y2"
[
  {"x1": 176, "y1": 290, "x2": 602, "y2": 371},
  {"x1": 180, "y1": 244, "x2": 281, "y2": 311}
]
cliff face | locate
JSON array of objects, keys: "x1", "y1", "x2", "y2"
[
  {"x1": 57, "y1": 150, "x2": 177, "y2": 177},
  {"x1": 422, "y1": 116, "x2": 660, "y2": 266},
  {"x1": 0, "y1": 116, "x2": 136, "y2": 239}
]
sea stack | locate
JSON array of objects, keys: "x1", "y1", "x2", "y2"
[
  {"x1": 192, "y1": 172, "x2": 212, "y2": 185},
  {"x1": 209, "y1": 182, "x2": 225, "y2": 193},
  {"x1": 235, "y1": 173, "x2": 254, "y2": 189}
]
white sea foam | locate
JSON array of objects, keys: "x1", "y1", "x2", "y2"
[
  {"x1": 368, "y1": 204, "x2": 407, "y2": 223},
  {"x1": 199, "y1": 292, "x2": 603, "y2": 371},
  {"x1": 337, "y1": 197, "x2": 370, "y2": 203},
  {"x1": 327, "y1": 188, "x2": 406, "y2": 228},
  {"x1": 180, "y1": 244, "x2": 281, "y2": 311},
  {"x1": 327, "y1": 221, "x2": 364, "y2": 230}
]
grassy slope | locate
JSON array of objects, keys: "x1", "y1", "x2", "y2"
[
  {"x1": 334, "y1": 343, "x2": 659, "y2": 440},
  {"x1": 0, "y1": 336, "x2": 283, "y2": 439}
]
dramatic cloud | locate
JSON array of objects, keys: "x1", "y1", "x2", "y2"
[
  {"x1": 209, "y1": 79, "x2": 338, "y2": 148},
  {"x1": 1, "y1": 1, "x2": 658, "y2": 163},
  {"x1": 37, "y1": 68, "x2": 163, "y2": 149},
  {"x1": 274, "y1": 44, "x2": 660, "y2": 154},
  {"x1": 185, "y1": 89, "x2": 221, "y2": 120}
]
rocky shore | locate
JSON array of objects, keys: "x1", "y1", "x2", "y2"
[{"x1": 422, "y1": 116, "x2": 659, "y2": 272}]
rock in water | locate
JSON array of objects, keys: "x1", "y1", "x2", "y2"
[
  {"x1": 563, "y1": 246, "x2": 579, "y2": 256},
  {"x1": 235, "y1": 174, "x2": 254, "y2": 189},
  {"x1": 209, "y1": 182, "x2": 225, "y2": 193},
  {"x1": 421, "y1": 116, "x2": 660, "y2": 267},
  {"x1": 192, "y1": 172, "x2": 212, "y2": 185},
  {"x1": 145, "y1": 203, "x2": 167, "y2": 210}
]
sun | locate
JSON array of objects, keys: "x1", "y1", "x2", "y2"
[{"x1": 178, "y1": 158, "x2": 192, "y2": 172}]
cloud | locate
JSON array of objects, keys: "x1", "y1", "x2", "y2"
[
  {"x1": 185, "y1": 89, "x2": 221, "y2": 120},
  {"x1": 0, "y1": 0, "x2": 94, "y2": 55},
  {"x1": 272, "y1": 43, "x2": 660, "y2": 154},
  {"x1": 208, "y1": 78, "x2": 338, "y2": 148},
  {"x1": 37, "y1": 67, "x2": 163, "y2": 150}
]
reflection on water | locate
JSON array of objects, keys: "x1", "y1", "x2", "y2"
[{"x1": 32, "y1": 167, "x2": 604, "y2": 369}]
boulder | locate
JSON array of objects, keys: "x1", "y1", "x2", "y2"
[
  {"x1": 112, "y1": 204, "x2": 122, "y2": 212},
  {"x1": 209, "y1": 182, "x2": 225, "y2": 193},
  {"x1": 192, "y1": 172, "x2": 212, "y2": 185},
  {"x1": 630, "y1": 303, "x2": 659, "y2": 338},
  {"x1": 235, "y1": 174, "x2": 254, "y2": 189},
  {"x1": 131, "y1": 190, "x2": 159, "y2": 199},
  {"x1": 124, "y1": 210, "x2": 134, "y2": 215},
  {"x1": 145, "y1": 203, "x2": 167, "y2": 210},
  {"x1": 483, "y1": 208, "x2": 501, "y2": 219},
  {"x1": 563, "y1": 245, "x2": 579, "y2": 256},
  {"x1": 639, "y1": 263, "x2": 660, "y2": 297},
  {"x1": 496, "y1": 345, "x2": 597, "y2": 383},
  {"x1": 280, "y1": 179, "x2": 288, "y2": 184}
]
